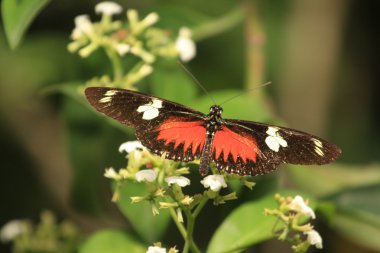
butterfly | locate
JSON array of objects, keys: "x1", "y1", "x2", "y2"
[{"x1": 85, "y1": 87, "x2": 341, "y2": 176}]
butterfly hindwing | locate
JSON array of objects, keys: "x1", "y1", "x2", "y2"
[{"x1": 85, "y1": 87, "x2": 207, "y2": 161}]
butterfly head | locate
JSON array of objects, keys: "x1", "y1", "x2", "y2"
[{"x1": 209, "y1": 105, "x2": 223, "y2": 119}]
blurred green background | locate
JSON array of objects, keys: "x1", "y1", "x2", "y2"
[{"x1": 0, "y1": 0, "x2": 379, "y2": 253}]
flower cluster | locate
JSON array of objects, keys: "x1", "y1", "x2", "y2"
[
  {"x1": 105, "y1": 140, "x2": 249, "y2": 219},
  {"x1": 68, "y1": 1, "x2": 196, "y2": 89},
  {"x1": 265, "y1": 194, "x2": 323, "y2": 252},
  {"x1": 105, "y1": 140, "x2": 256, "y2": 252},
  {"x1": 146, "y1": 242, "x2": 178, "y2": 253},
  {"x1": 0, "y1": 211, "x2": 81, "y2": 252}
]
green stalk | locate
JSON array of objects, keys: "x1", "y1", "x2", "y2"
[
  {"x1": 183, "y1": 209, "x2": 201, "y2": 253},
  {"x1": 169, "y1": 207, "x2": 187, "y2": 240},
  {"x1": 105, "y1": 47, "x2": 123, "y2": 83},
  {"x1": 243, "y1": 0, "x2": 266, "y2": 100}
]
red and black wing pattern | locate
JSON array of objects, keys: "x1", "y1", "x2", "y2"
[
  {"x1": 85, "y1": 87, "x2": 207, "y2": 161},
  {"x1": 212, "y1": 119, "x2": 341, "y2": 176}
]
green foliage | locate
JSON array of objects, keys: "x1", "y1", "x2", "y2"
[
  {"x1": 116, "y1": 181, "x2": 171, "y2": 242},
  {"x1": 1, "y1": 0, "x2": 50, "y2": 49},
  {"x1": 80, "y1": 229, "x2": 145, "y2": 253}
]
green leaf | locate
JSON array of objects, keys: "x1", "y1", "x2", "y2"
[
  {"x1": 150, "y1": 61, "x2": 197, "y2": 105},
  {"x1": 207, "y1": 190, "x2": 312, "y2": 253},
  {"x1": 80, "y1": 229, "x2": 145, "y2": 253},
  {"x1": 191, "y1": 90, "x2": 275, "y2": 123},
  {"x1": 328, "y1": 183, "x2": 380, "y2": 251},
  {"x1": 1, "y1": 0, "x2": 51, "y2": 49},
  {"x1": 116, "y1": 181, "x2": 171, "y2": 243},
  {"x1": 287, "y1": 164, "x2": 380, "y2": 197},
  {"x1": 332, "y1": 212, "x2": 380, "y2": 251}
]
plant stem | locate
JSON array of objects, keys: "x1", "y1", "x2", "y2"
[
  {"x1": 183, "y1": 209, "x2": 201, "y2": 253},
  {"x1": 192, "y1": 5, "x2": 243, "y2": 42},
  {"x1": 243, "y1": 0, "x2": 266, "y2": 100},
  {"x1": 169, "y1": 207, "x2": 187, "y2": 240},
  {"x1": 105, "y1": 48, "x2": 123, "y2": 82}
]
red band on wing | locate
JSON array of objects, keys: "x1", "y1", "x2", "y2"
[
  {"x1": 157, "y1": 118, "x2": 206, "y2": 155},
  {"x1": 212, "y1": 126, "x2": 259, "y2": 163}
]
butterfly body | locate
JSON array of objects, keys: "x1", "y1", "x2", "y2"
[{"x1": 85, "y1": 87, "x2": 341, "y2": 176}]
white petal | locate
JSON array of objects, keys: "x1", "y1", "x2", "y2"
[
  {"x1": 305, "y1": 230, "x2": 323, "y2": 249},
  {"x1": 104, "y1": 167, "x2": 119, "y2": 179},
  {"x1": 95, "y1": 1, "x2": 122, "y2": 16},
  {"x1": 146, "y1": 246, "x2": 167, "y2": 253},
  {"x1": 115, "y1": 43, "x2": 130, "y2": 56},
  {"x1": 200, "y1": 175, "x2": 227, "y2": 192},
  {"x1": 74, "y1": 15, "x2": 93, "y2": 35},
  {"x1": 289, "y1": 195, "x2": 316, "y2": 219},
  {"x1": 0, "y1": 220, "x2": 25, "y2": 242},
  {"x1": 175, "y1": 27, "x2": 196, "y2": 62},
  {"x1": 141, "y1": 12, "x2": 159, "y2": 27},
  {"x1": 165, "y1": 176, "x2": 190, "y2": 187},
  {"x1": 119, "y1": 141, "x2": 144, "y2": 153},
  {"x1": 138, "y1": 64, "x2": 153, "y2": 77},
  {"x1": 135, "y1": 169, "x2": 157, "y2": 182}
]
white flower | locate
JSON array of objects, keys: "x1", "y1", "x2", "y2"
[
  {"x1": 137, "y1": 64, "x2": 153, "y2": 77},
  {"x1": 104, "y1": 167, "x2": 120, "y2": 180},
  {"x1": 165, "y1": 176, "x2": 190, "y2": 187},
  {"x1": 289, "y1": 195, "x2": 316, "y2": 219},
  {"x1": 305, "y1": 229, "x2": 323, "y2": 249},
  {"x1": 71, "y1": 15, "x2": 93, "y2": 39},
  {"x1": 95, "y1": 1, "x2": 122, "y2": 16},
  {"x1": 135, "y1": 169, "x2": 157, "y2": 182},
  {"x1": 0, "y1": 220, "x2": 25, "y2": 242},
  {"x1": 146, "y1": 245, "x2": 166, "y2": 253},
  {"x1": 115, "y1": 43, "x2": 130, "y2": 56},
  {"x1": 200, "y1": 175, "x2": 227, "y2": 192},
  {"x1": 119, "y1": 141, "x2": 144, "y2": 153},
  {"x1": 141, "y1": 12, "x2": 159, "y2": 27},
  {"x1": 265, "y1": 127, "x2": 287, "y2": 152},
  {"x1": 175, "y1": 27, "x2": 196, "y2": 62}
]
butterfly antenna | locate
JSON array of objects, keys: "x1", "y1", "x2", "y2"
[
  {"x1": 219, "y1": 81, "x2": 272, "y2": 106},
  {"x1": 177, "y1": 61, "x2": 217, "y2": 105}
]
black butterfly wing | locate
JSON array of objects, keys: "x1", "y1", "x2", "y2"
[
  {"x1": 85, "y1": 87, "x2": 208, "y2": 160},
  {"x1": 211, "y1": 119, "x2": 341, "y2": 176}
]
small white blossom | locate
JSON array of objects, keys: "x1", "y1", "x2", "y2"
[
  {"x1": 175, "y1": 27, "x2": 196, "y2": 62},
  {"x1": 119, "y1": 141, "x2": 144, "y2": 153},
  {"x1": 289, "y1": 195, "x2": 316, "y2": 219},
  {"x1": 135, "y1": 169, "x2": 157, "y2": 182},
  {"x1": 0, "y1": 220, "x2": 25, "y2": 242},
  {"x1": 141, "y1": 12, "x2": 159, "y2": 27},
  {"x1": 305, "y1": 229, "x2": 323, "y2": 249},
  {"x1": 95, "y1": 1, "x2": 122, "y2": 16},
  {"x1": 71, "y1": 15, "x2": 93, "y2": 39},
  {"x1": 165, "y1": 176, "x2": 190, "y2": 187},
  {"x1": 200, "y1": 175, "x2": 227, "y2": 192},
  {"x1": 104, "y1": 167, "x2": 120, "y2": 180},
  {"x1": 146, "y1": 245, "x2": 166, "y2": 253},
  {"x1": 115, "y1": 43, "x2": 130, "y2": 56},
  {"x1": 138, "y1": 64, "x2": 154, "y2": 77}
]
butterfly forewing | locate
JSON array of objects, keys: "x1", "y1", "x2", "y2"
[
  {"x1": 85, "y1": 87, "x2": 208, "y2": 160},
  {"x1": 213, "y1": 119, "x2": 341, "y2": 175}
]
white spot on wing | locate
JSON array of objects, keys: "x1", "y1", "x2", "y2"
[
  {"x1": 312, "y1": 138, "x2": 324, "y2": 156},
  {"x1": 99, "y1": 89, "x2": 118, "y2": 103},
  {"x1": 265, "y1": 127, "x2": 288, "y2": 152},
  {"x1": 136, "y1": 98, "x2": 163, "y2": 120}
]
